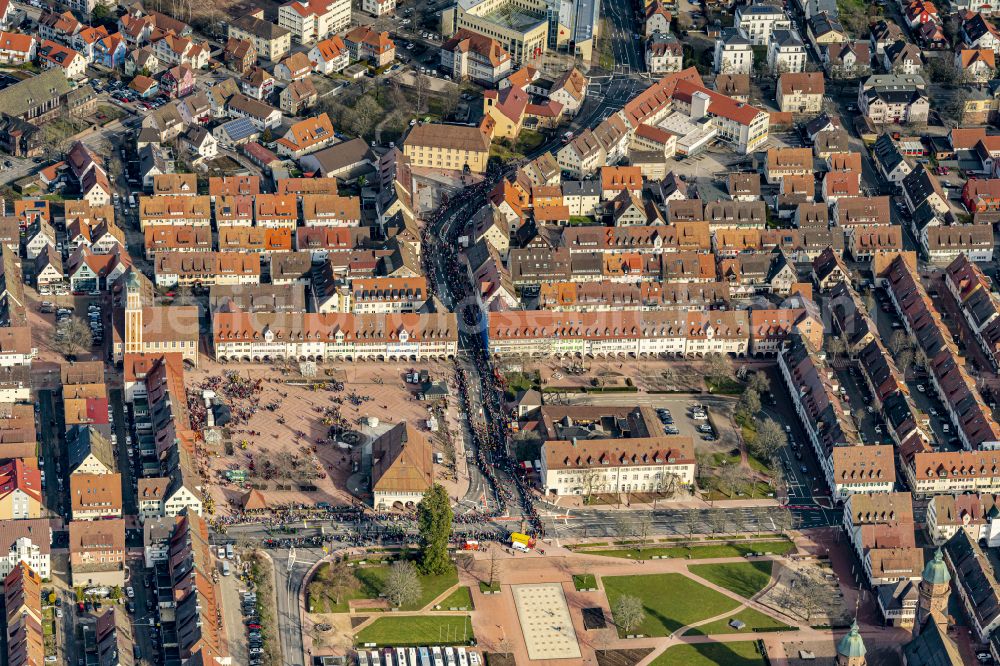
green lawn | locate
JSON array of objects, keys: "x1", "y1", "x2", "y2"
[
  {"x1": 437, "y1": 586, "x2": 473, "y2": 609},
  {"x1": 704, "y1": 377, "x2": 746, "y2": 394},
  {"x1": 573, "y1": 574, "x2": 597, "y2": 590},
  {"x1": 651, "y1": 641, "x2": 767, "y2": 666},
  {"x1": 686, "y1": 607, "x2": 794, "y2": 635},
  {"x1": 579, "y1": 540, "x2": 794, "y2": 561},
  {"x1": 688, "y1": 561, "x2": 774, "y2": 599},
  {"x1": 355, "y1": 565, "x2": 458, "y2": 611},
  {"x1": 355, "y1": 616, "x2": 474, "y2": 647},
  {"x1": 515, "y1": 129, "x2": 545, "y2": 153},
  {"x1": 603, "y1": 574, "x2": 741, "y2": 636},
  {"x1": 479, "y1": 581, "x2": 500, "y2": 594},
  {"x1": 308, "y1": 562, "x2": 458, "y2": 613}
]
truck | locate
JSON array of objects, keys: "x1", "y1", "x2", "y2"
[{"x1": 510, "y1": 532, "x2": 535, "y2": 552}]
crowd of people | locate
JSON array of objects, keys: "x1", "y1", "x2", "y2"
[
  {"x1": 419, "y1": 165, "x2": 544, "y2": 537},
  {"x1": 188, "y1": 371, "x2": 267, "y2": 431}
]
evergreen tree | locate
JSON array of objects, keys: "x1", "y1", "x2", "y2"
[{"x1": 417, "y1": 484, "x2": 454, "y2": 575}]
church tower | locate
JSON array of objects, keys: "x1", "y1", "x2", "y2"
[
  {"x1": 836, "y1": 619, "x2": 866, "y2": 666},
  {"x1": 915, "y1": 547, "x2": 951, "y2": 634},
  {"x1": 124, "y1": 270, "x2": 144, "y2": 355}
]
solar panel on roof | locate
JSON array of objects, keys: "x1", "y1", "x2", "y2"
[{"x1": 221, "y1": 117, "x2": 258, "y2": 142}]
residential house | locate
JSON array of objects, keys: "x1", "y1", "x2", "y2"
[
  {"x1": 280, "y1": 77, "x2": 318, "y2": 115},
  {"x1": 808, "y1": 12, "x2": 847, "y2": 52},
  {"x1": 275, "y1": 51, "x2": 313, "y2": 82},
  {"x1": 646, "y1": 31, "x2": 683, "y2": 74},
  {"x1": 883, "y1": 40, "x2": 923, "y2": 75},
  {"x1": 226, "y1": 93, "x2": 282, "y2": 130},
  {"x1": 309, "y1": 35, "x2": 349, "y2": 75},
  {"x1": 402, "y1": 122, "x2": 490, "y2": 173},
  {"x1": 68, "y1": 518, "x2": 125, "y2": 587},
  {"x1": 69, "y1": 473, "x2": 123, "y2": 520},
  {"x1": 777, "y1": 71, "x2": 824, "y2": 113},
  {"x1": 0, "y1": 460, "x2": 40, "y2": 519},
  {"x1": 274, "y1": 112, "x2": 336, "y2": 158},
  {"x1": 859, "y1": 74, "x2": 929, "y2": 125},
  {"x1": 824, "y1": 40, "x2": 872, "y2": 79},
  {"x1": 240, "y1": 66, "x2": 274, "y2": 100},
  {"x1": 345, "y1": 25, "x2": 395, "y2": 67},
  {"x1": 223, "y1": 37, "x2": 256, "y2": 75},
  {"x1": 229, "y1": 13, "x2": 292, "y2": 62},
  {"x1": 0, "y1": 32, "x2": 35, "y2": 65},
  {"x1": 956, "y1": 48, "x2": 996, "y2": 82},
  {"x1": 440, "y1": 30, "x2": 511, "y2": 84},
  {"x1": 734, "y1": 3, "x2": 791, "y2": 45},
  {"x1": 37, "y1": 40, "x2": 86, "y2": 79},
  {"x1": 153, "y1": 33, "x2": 209, "y2": 70}
]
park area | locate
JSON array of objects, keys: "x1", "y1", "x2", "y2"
[
  {"x1": 575, "y1": 539, "x2": 796, "y2": 561},
  {"x1": 307, "y1": 559, "x2": 459, "y2": 613},
  {"x1": 354, "y1": 616, "x2": 474, "y2": 647},
  {"x1": 603, "y1": 573, "x2": 743, "y2": 636},
  {"x1": 181, "y1": 358, "x2": 469, "y2": 514},
  {"x1": 651, "y1": 641, "x2": 768, "y2": 666}
]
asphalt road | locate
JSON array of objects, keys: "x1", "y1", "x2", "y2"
[
  {"x1": 600, "y1": 0, "x2": 644, "y2": 74},
  {"x1": 272, "y1": 546, "x2": 325, "y2": 666}
]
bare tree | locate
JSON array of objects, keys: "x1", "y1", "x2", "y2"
[
  {"x1": 897, "y1": 348, "x2": 914, "y2": 373},
  {"x1": 747, "y1": 371, "x2": 771, "y2": 395},
  {"x1": 383, "y1": 560, "x2": 422, "y2": 608},
  {"x1": 612, "y1": 595, "x2": 646, "y2": 635},
  {"x1": 613, "y1": 514, "x2": 635, "y2": 542},
  {"x1": 634, "y1": 514, "x2": 653, "y2": 552},
  {"x1": 52, "y1": 318, "x2": 92, "y2": 357},
  {"x1": 750, "y1": 419, "x2": 786, "y2": 461},
  {"x1": 852, "y1": 407, "x2": 867, "y2": 429},
  {"x1": 707, "y1": 510, "x2": 727, "y2": 535},
  {"x1": 705, "y1": 352, "x2": 734, "y2": 388},
  {"x1": 679, "y1": 510, "x2": 696, "y2": 538},
  {"x1": 796, "y1": 574, "x2": 828, "y2": 622},
  {"x1": 310, "y1": 559, "x2": 359, "y2": 607},
  {"x1": 738, "y1": 387, "x2": 762, "y2": 417},
  {"x1": 888, "y1": 330, "x2": 912, "y2": 357},
  {"x1": 488, "y1": 545, "x2": 500, "y2": 587},
  {"x1": 825, "y1": 336, "x2": 847, "y2": 359},
  {"x1": 581, "y1": 468, "x2": 601, "y2": 503},
  {"x1": 774, "y1": 507, "x2": 794, "y2": 533},
  {"x1": 717, "y1": 462, "x2": 742, "y2": 499},
  {"x1": 659, "y1": 473, "x2": 679, "y2": 500},
  {"x1": 414, "y1": 73, "x2": 430, "y2": 114},
  {"x1": 353, "y1": 95, "x2": 384, "y2": 140}
]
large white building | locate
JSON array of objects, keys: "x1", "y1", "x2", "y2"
[
  {"x1": 735, "y1": 3, "x2": 792, "y2": 45},
  {"x1": 213, "y1": 311, "x2": 459, "y2": 362},
  {"x1": 714, "y1": 29, "x2": 753, "y2": 74},
  {"x1": 487, "y1": 309, "x2": 750, "y2": 358},
  {"x1": 541, "y1": 436, "x2": 696, "y2": 495},
  {"x1": 278, "y1": 0, "x2": 351, "y2": 44},
  {"x1": 0, "y1": 520, "x2": 51, "y2": 579},
  {"x1": 767, "y1": 29, "x2": 807, "y2": 73}
]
